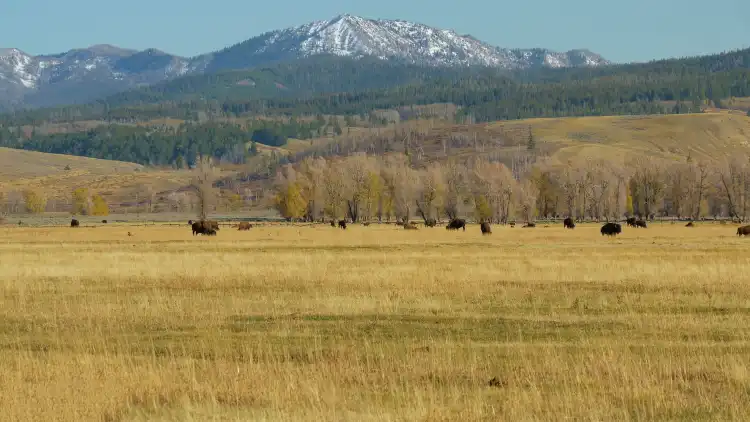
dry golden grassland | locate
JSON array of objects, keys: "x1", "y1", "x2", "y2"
[{"x1": 2, "y1": 222, "x2": 750, "y2": 421}]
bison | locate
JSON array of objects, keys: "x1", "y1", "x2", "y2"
[
  {"x1": 563, "y1": 217, "x2": 575, "y2": 229},
  {"x1": 101, "y1": 219, "x2": 107, "y2": 224},
  {"x1": 70, "y1": 218, "x2": 80, "y2": 228},
  {"x1": 445, "y1": 218, "x2": 466, "y2": 231},
  {"x1": 480, "y1": 222, "x2": 492, "y2": 235},
  {"x1": 523, "y1": 222, "x2": 536, "y2": 228},
  {"x1": 338, "y1": 220, "x2": 347, "y2": 230},
  {"x1": 192, "y1": 220, "x2": 220, "y2": 236},
  {"x1": 635, "y1": 220, "x2": 647, "y2": 228},
  {"x1": 237, "y1": 222, "x2": 252, "y2": 231},
  {"x1": 330, "y1": 220, "x2": 336, "y2": 227},
  {"x1": 737, "y1": 225, "x2": 750, "y2": 237},
  {"x1": 685, "y1": 221, "x2": 694, "y2": 227},
  {"x1": 601, "y1": 222, "x2": 622, "y2": 237},
  {"x1": 625, "y1": 217, "x2": 637, "y2": 227}
]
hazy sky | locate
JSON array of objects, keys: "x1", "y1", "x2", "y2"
[{"x1": 4, "y1": 0, "x2": 749, "y2": 63}]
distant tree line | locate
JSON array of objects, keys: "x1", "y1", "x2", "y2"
[
  {"x1": 273, "y1": 151, "x2": 750, "y2": 224},
  {"x1": 0, "y1": 119, "x2": 334, "y2": 166}
]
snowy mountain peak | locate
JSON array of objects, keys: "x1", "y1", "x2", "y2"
[
  {"x1": 243, "y1": 14, "x2": 611, "y2": 68},
  {"x1": 1, "y1": 14, "x2": 610, "y2": 110}
]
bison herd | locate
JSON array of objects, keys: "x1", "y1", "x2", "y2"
[{"x1": 62, "y1": 216, "x2": 750, "y2": 239}]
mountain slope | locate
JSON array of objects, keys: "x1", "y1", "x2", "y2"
[
  {"x1": 200, "y1": 14, "x2": 609, "y2": 71},
  {"x1": 0, "y1": 14, "x2": 609, "y2": 111}
]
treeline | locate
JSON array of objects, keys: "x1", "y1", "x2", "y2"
[
  {"x1": 0, "y1": 118, "x2": 329, "y2": 166},
  {"x1": 2, "y1": 49, "x2": 750, "y2": 128},
  {"x1": 272, "y1": 152, "x2": 750, "y2": 224}
]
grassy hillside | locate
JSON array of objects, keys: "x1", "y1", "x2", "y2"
[
  {"x1": 494, "y1": 111, "x2": 750, "y2": 163},
  {"x1": 3, "y1": 110, "x2": 750, "y2": 216},
  {"x1": 0, "y1": 148, "x2": 192, "y2": 210}
]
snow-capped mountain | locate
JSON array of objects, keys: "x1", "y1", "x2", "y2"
[
  {"x1": 0, "y1": 45, "x2": 195, "y2": 108},
  {"x1": 200, "y1": 14, "x2": 609, "y2": 70},
  {"x1": 0, "y1": 14, "x2": 610, "y2": 110}
]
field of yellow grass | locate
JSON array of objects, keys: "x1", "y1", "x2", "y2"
[{"x1": 2, "y1": 222, "x2": 750, "y2": 420}]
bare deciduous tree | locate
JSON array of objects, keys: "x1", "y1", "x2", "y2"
[{"x1": 191, "y1": 155, "x2": 220, "y2": 220}]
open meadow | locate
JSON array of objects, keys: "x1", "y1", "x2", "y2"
[{"x1": 2, "y1": 222, "x2": 750, "y2": 421}]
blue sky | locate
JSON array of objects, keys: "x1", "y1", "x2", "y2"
[{"x1": 4, "y1": 0, "x2": 749, "y2": 63}]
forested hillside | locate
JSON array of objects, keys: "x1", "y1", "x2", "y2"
[{"x1": 0, "y1": 49, "x2": 748, "y2": 166}]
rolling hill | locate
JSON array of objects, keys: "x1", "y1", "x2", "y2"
[{"x1": 3, "y1": 110, "x2": 748, "y2": 217}]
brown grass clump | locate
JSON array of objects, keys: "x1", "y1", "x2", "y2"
[{"x1": 1, "y1": 223, "x2": 750, "y2": 420}]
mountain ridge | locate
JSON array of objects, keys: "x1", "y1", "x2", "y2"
[{"x1": 0, "y1": 14, "x2": 609, "y2": 110}]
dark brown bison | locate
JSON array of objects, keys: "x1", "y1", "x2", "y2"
[
  {"x1": 737, "y1": 225, "x2": 750, "y2": 236},
  {"x1": 480, "y1": 222, "x2": 492, "y2": 235},
  {"x1": 237, "y1": 222, "x2": 252, "y2": 231},
  {"x1": 601, "y1": 222, "x2": 622, "y2": 237},
  {"x1": 523, "y1": 222, "x2": 536, "y2": 228},
  {"x1": 70, "y1": 218, "x2": 80, "y2": 227},
  {"x1": 634, "y1": 220, "x2": 648, "y2": 228},
  {"x1": 446, "y1": 219, "x2": 466, "y2": 231},
  {"x1": 563, "y1": 217, "x2": 575, "y2": 229},
  {"x1": 192, "y1": 220, "x2": 219, "y2": 236},
  {"x1": 101, "y1": 219, "x2": 107, "y2": 224},
  {"x1": 685, "y1": 221, "x2": 694, "y2": 227},
  {"x1": 424, "y1": 218, "x2": 437, "y2": 228},
  {"x1": 338, "y1": 220, "x2": 347, "y2": 229},
  {"x1": 625, "y1": 217, "x2": 637, "y2": 227},
  {"x1": 330, "y1": 220, "x2": 336, "y2": 227}
]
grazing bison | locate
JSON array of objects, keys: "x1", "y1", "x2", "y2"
[
  {"x1": 563, "y1": 217, "x2": 575, "y2": 229},
  {"x1": 192, "y1": 220, "x2": 220, "y2": 236},
  {"x1": 601, "y1": 222, "x2": 622, "y2": 237},
  {"x1": 685, "y1": 221, "x2": 694, "y2": 227},
  {"x1": 424, "y1": 218, "x2": 437, "y2": 228},
  {"x1": 101, "y1": 219, "x2": 107, "y2": 224},
  {"x1": 635, "y1": 220, "x2": 648, "y2": 228},
  {"x1": 338, "y1": 220, "x2": 347, "y2": 229},
  {"x1": 70, "y1": 218, "x2": 80, "y2": 228},
  {"x1": 237, "y1": 222, "x2": 252, "y2": 231},
  {"x1": 625, "y1": 217, "x2": 637, "y2": 227},
  {"x1": 480, "y1": 222, "x2": 492, "y2": 235},
  {"x1": 445, "y1": 219, "x2": 466, "y2": 231},
  {"x1": 523, "y1": 222, "x2": 536, "y2": 228},
  {"x1": 737, "y1": 225, "x2": 750, "y2": 237}
]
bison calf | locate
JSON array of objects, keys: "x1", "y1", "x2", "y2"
[
  {"x1": 338, "y1": 220, "x2": 347, "y2": 229},
  {"x1": 403, "y1": 222, "x2": 418, "y2": 230}
]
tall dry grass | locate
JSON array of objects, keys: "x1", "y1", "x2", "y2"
[{"x1": 1, "y1": 222, "x2": 750, "y2": 421}]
